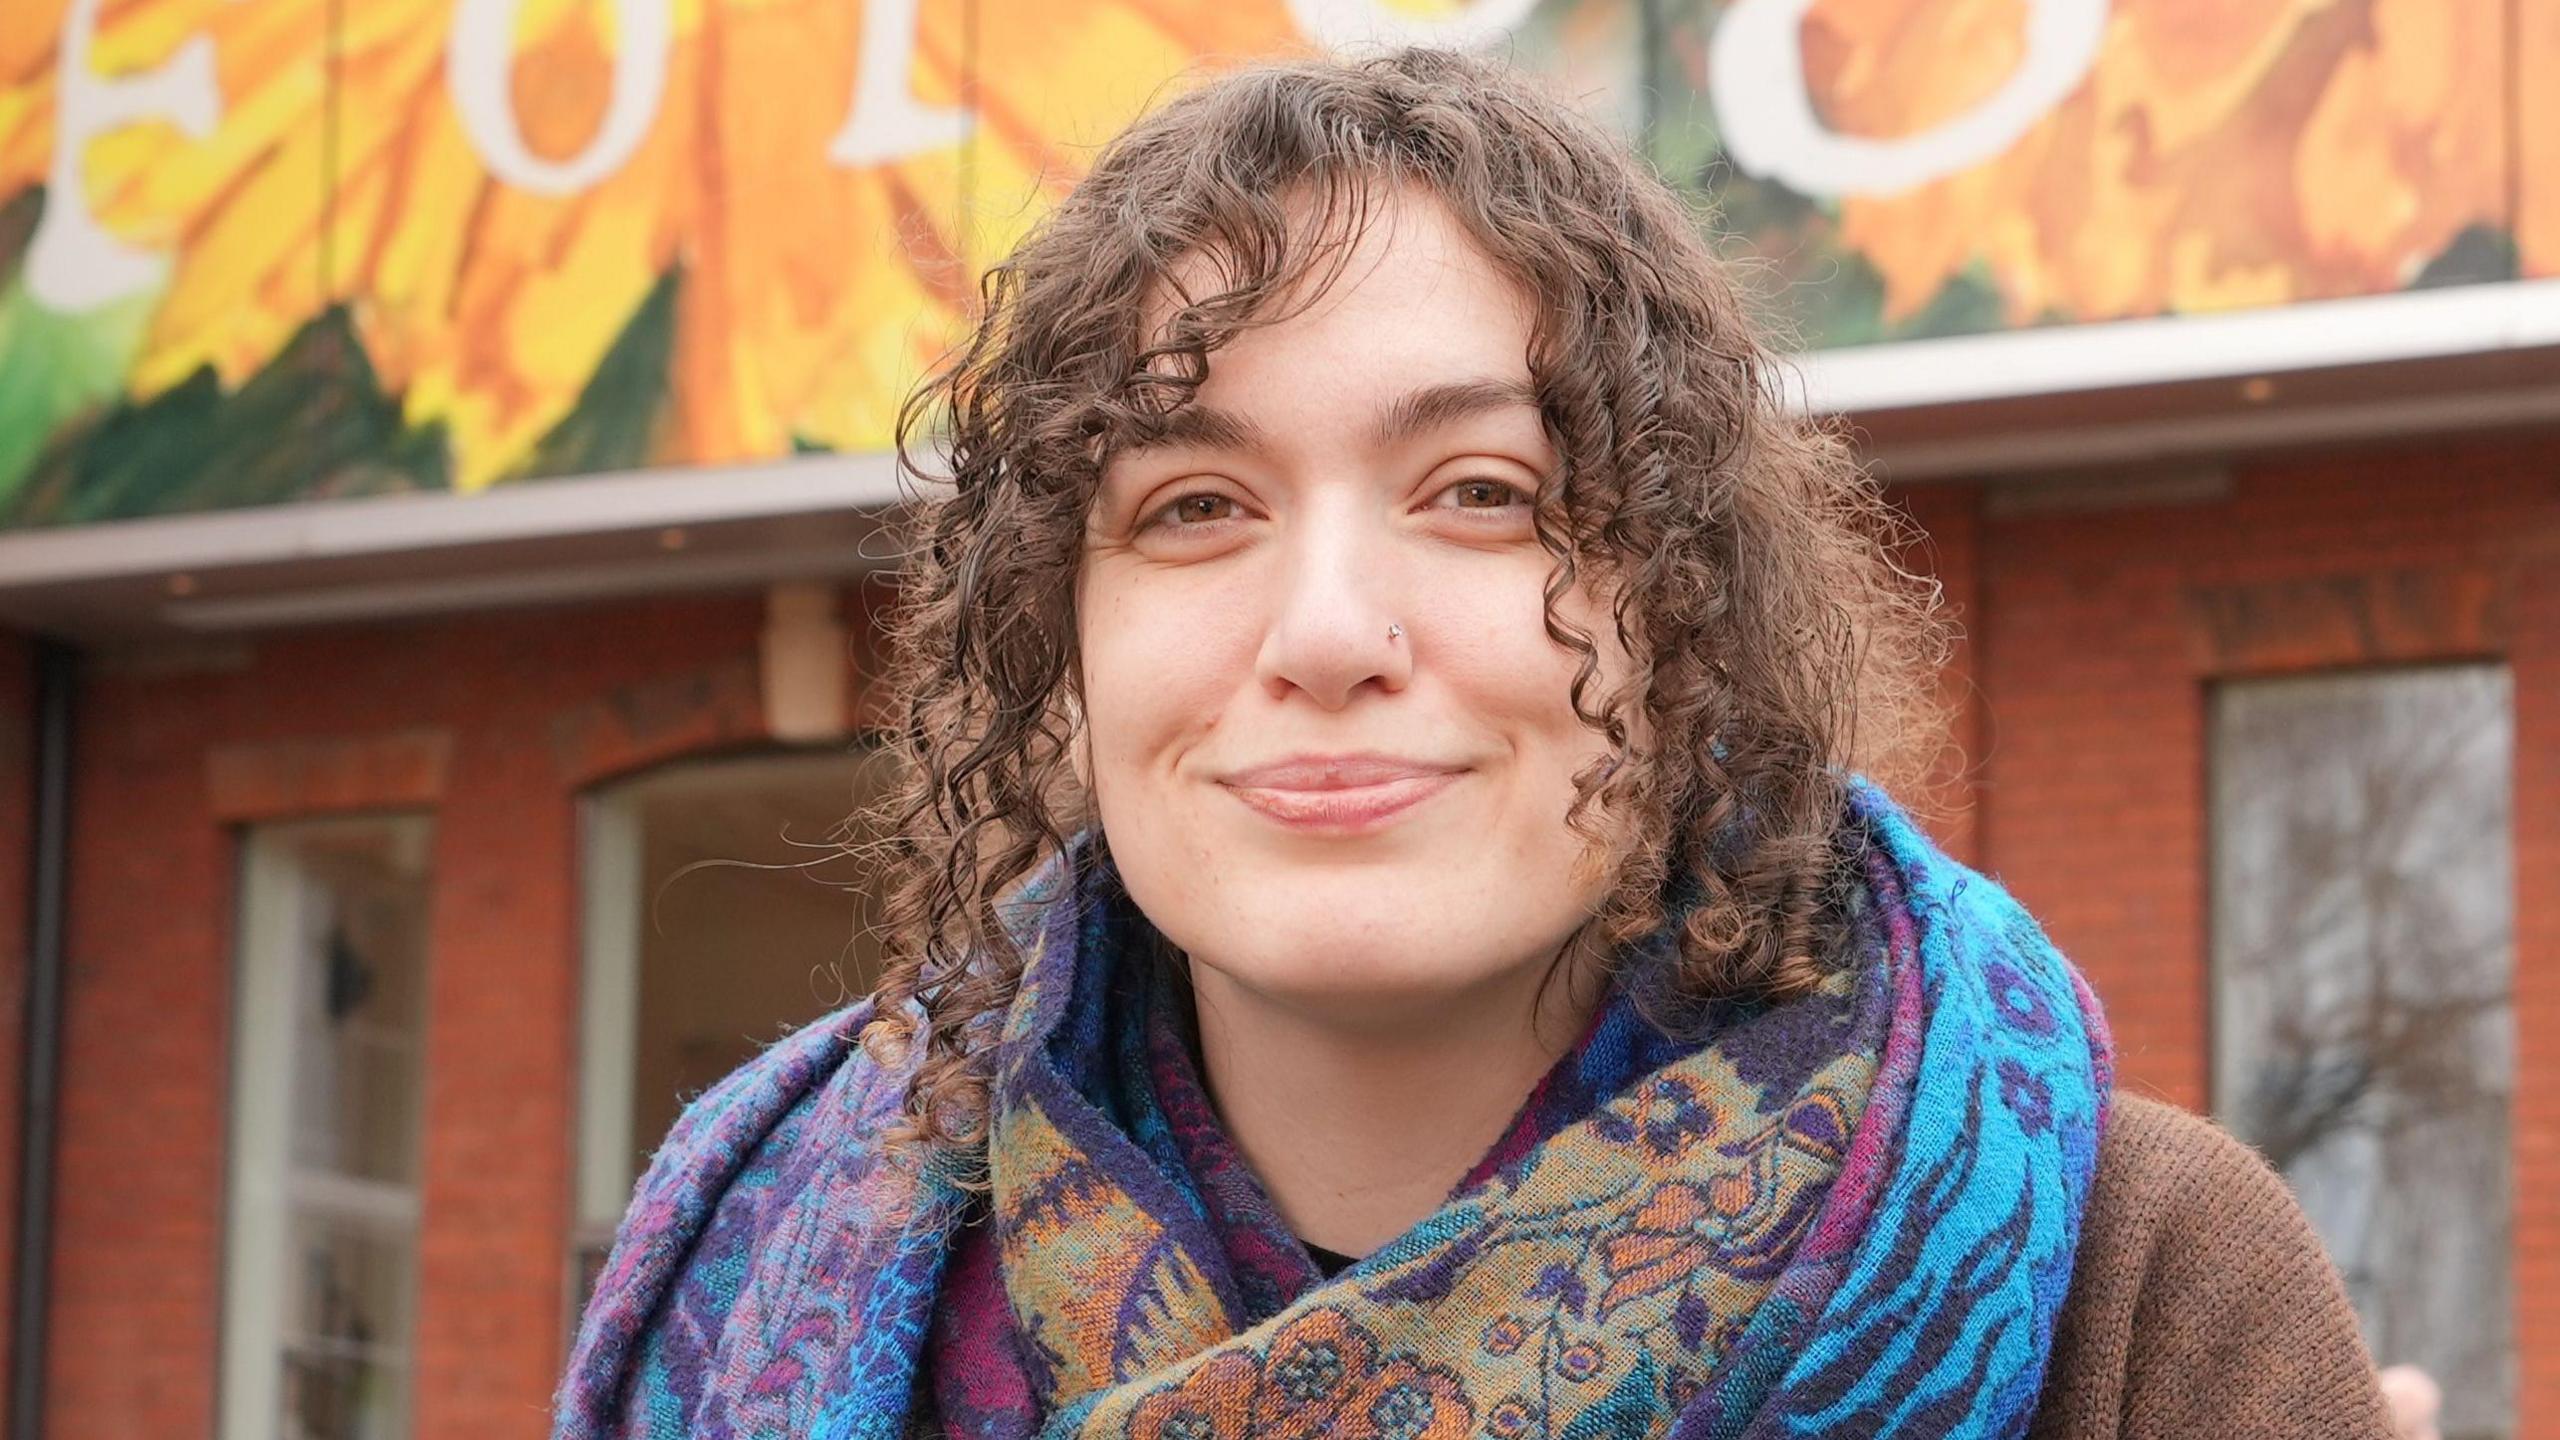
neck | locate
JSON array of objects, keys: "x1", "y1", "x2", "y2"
[{"x1": 1185, "y1": 942, "x2": 1601, "y2": 1257}]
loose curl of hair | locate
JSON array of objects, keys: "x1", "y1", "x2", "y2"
[{"x1": 857, "y1": 45, "x2": 1950, "y2": 1170}]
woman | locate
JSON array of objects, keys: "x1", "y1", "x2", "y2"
[{"x1": 554, "y1": 48, "x2": 2392, "y2": 1440}]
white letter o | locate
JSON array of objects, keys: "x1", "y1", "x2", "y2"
[
  {"x1": 1709, "y1": 0, "x2": 2109, "y2": 197},
  {"x1": 447, "y1": 0, "x2": 672, "y2": 198}
]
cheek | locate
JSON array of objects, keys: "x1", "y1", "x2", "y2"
[
  {"x1": 1445, "y1": 565, "x2": 1613, "y2": 744},
  {"x1": 1080, "y1": 631, "x2": 1168, "y2": 774},
  {"x1": 1077, "y1": 581, "x2": 1242, "y2": 775}
]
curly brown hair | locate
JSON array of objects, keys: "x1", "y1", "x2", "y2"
[{"x1": 857, "y1": 44, "x2": 1949, "y2": 1160}]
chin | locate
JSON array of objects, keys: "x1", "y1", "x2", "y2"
[
  {"x1": 1206, "y1": 906, "x2": 1511, "y2": 1007},
  {"x1": 1110, "y1": 820, "x2": 1562, "y2": 1008}
]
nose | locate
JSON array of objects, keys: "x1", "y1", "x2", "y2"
[{"x1": 1253, "y1": 498, "x2": 1413, "y2": 709}]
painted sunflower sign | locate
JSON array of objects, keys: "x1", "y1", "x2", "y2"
[{"x1": 0, "y1": 0, "x2": 2550, "y2": 529}]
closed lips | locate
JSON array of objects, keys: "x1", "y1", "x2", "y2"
[{"x1": 1221, "y1": 755, "x2": 1464, "y2": 789}]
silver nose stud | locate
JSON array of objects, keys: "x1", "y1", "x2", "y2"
[{"x1": 1387, "y1": 622, "x2": 1404, "y2": 641}]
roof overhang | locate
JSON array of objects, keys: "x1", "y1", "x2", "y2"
[
  {"x1": 0, "y1": 453, "x2": 917, "y2": 644},
  {"x1": 1808, "y1": 278, "x2": 2560, "y2": 480}
]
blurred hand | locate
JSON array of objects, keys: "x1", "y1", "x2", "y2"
[{"x1": 2377, "y1": 1364, "x2": 2440, "y2": 1440}]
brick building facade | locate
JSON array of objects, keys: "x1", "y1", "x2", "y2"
[{"x1": 0, "y1": 426, "x2": 2551, "y2": 1437}]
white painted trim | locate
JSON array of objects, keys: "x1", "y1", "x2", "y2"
[
  {"x1": 218, "y1": 835, "x2": 301, "y2": 1440},
  {"x1": 575, "y1": 793, "x2": 644, "y2": 1233},
  {"x1": 162, "y1": 534, "x2": 893, "y2": 632},
  {"x1": 286, "y1": 1167, "x2": 427, "y2": 1231},
  {"x1": 1787, "y1": 279, "x2": 2560, "y2": 414},
  {"x1": 0, "y1": 450, "x2": 914, "y2": 587},
  {"x1": 1864, "y1": 381, "x2": 2560, "y2": 482}
]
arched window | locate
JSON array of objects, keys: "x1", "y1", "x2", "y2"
[{"x1": 566, "y1": 744, "x2": 900, "y2": 1319}]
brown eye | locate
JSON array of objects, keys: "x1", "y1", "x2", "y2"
[
  {"x1": 1146, "y1": 493, "x2": 1239, "y2": 529},
  {"x1": 1437, "y1": 479, "x2": 1529, "y2": 511}
]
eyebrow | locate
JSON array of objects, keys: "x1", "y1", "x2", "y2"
[{"x1": 1122, "y1": 376, "x2": 1542, "y2": 457}]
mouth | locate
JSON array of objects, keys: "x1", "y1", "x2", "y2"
[{"x1": 1220, "y1": 770, "x2": 1463, "y2": 833}]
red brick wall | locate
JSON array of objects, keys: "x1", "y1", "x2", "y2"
[
  {"x1": 1895, "y1": 483, "x2": 1987, "y2": 868},
  {"x1": 1898, "y1": 432, "x2": 2560, "y2": 1435},
  {"x1": 35, "y1": 588, "x2": 864, "y2": 1438}
]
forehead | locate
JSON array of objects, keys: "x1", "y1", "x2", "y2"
[{"x1": 1135, "y1": 183, "x2": 1537, "y2": 391}]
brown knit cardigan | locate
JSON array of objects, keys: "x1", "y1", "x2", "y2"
[{"x1": 2029, "y1": 1092, "x2": 2397, "y2": 1440}]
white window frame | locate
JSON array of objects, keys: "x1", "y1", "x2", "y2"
[{"x1": 219, "y1": 815, "x2": 432, "y2": 1440}]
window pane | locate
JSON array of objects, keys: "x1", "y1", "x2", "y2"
[
  {"x1": 2211, "y1": 666, "x2": 2514, "y2": 1440},
  {"x1": 286, "y1": 832, "x2": 430, "y2": 1185},
  {"x1": 281, "y1": 1214, "x2": 414, "y2": 1440}
]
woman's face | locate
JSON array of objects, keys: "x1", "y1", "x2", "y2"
[{"x1": 1076, "y1": 188, "x2": 1631, "y2": 1025}]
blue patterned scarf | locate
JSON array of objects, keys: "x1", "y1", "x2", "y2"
[{"x1": 553, "y1": 777, "x2": 2114, "y2": 1439}]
